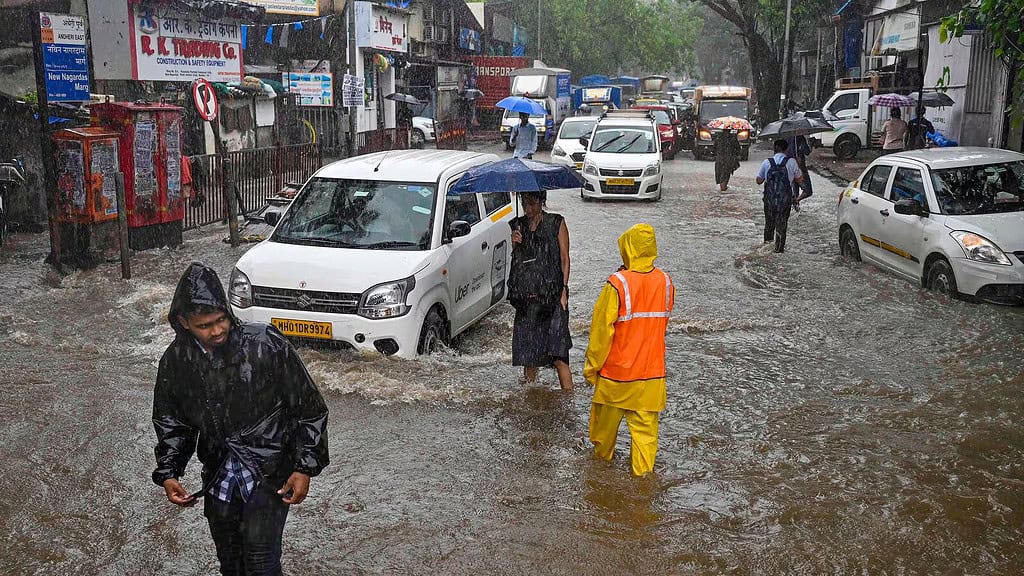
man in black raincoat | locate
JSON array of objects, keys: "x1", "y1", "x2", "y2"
[{"x1": 152, "y1": 263, "x2": 330, "y2": 575}]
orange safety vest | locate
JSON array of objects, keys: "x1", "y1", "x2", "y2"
[{"x1": 599, "y1": 268, "x2": 674, "y2": 382}]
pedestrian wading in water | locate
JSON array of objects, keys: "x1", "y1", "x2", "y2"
[
  {"x1": 152, "y1": 262, "x2": 330, "y2": 575},
  {"x1": 756, "y1": 139, "x2": 804, "y2": 253},
  {"x1": 713, "y1": 128, "x2": 742, "y2": 191},
  {"x1": 585, "y1": 224, "x2": 675, "y2": 476},
  {"x1": 508, "y1": 191, "x2": 574, "y2": 390}
]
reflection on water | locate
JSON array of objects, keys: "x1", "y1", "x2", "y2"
[{"x1": 2, "y1": 148, "x2": 1024, "y2": 574}]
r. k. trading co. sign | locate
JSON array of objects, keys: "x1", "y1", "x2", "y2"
[{"x1": 129, "y1": 4, "x2": 243, "y2": 82}]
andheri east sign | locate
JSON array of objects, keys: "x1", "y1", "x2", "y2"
[{"x1": 129, "y1": 4, "x2": 244, "y2": 82}]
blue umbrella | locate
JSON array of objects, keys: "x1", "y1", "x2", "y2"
[
  {"x1": 495, "y1": 96, "x2": 547, "y2": 116},
  {"x1": 449, "y1": 158, "x2": 584, "y2": 196}
]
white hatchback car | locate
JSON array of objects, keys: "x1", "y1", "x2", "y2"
[
  {"x1": 229, "y1": 150, "x2": 516, "y2": 357},
  {"x1": 837, "y1": 147, "x2": 1024, "y2": 304},
  {"x1": 580, "y1": 110, "x2": 663, "y2": 201},
  {"x1": 551, "y1": 116, "x2": 598, "y2": 171}
]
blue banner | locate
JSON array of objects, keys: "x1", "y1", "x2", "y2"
[
  {"x1": 43, "y1": 43, "x2": 90, "y2": 102},
  {"x1": 556, "y1": 74, "x2": 571, "y2": 98}
]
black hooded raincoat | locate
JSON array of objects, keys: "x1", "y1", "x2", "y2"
[{"x1": 152, "y1": 263, "x2": 330, "y2": 494}]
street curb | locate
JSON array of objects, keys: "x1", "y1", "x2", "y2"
[{"x1": 808, "y1": 161, "x2": 854, "y2": 188}]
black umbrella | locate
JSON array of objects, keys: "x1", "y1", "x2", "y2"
[
  {"x1": 757, "y1": 115, "x2": 834, "y2": 140},
  {"x1": 385, "y1": 92, "x2": 422, "y2": 105},
  {"x1": 908, "y1": 91, "x2": 955, "y2": 108}
]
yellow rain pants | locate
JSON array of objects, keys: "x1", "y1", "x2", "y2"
[{"x1": 589, "y1": 403, "x2": 660, "y2": 477}]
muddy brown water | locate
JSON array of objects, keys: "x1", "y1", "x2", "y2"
[{"x1": 1, "y1": 144, "x2": 1022, "y2": 575}]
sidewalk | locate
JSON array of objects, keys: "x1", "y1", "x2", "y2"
[{"x1": 806, "y1": 147, "x2": 879, "y2": 187}]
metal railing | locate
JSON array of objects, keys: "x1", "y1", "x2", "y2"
[
  {"x1": 435, "y1": 119, "x2": 467, "y2": 150},
  {"x1": 183, "y1": 143, "x2": 321, "y2": 230},
  {"x1": 356, "y1": 128, "x2": 410, "y2": 156}
]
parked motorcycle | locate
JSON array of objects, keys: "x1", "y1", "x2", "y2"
[{"x1": 0, "y1": 157, "x2": 27, "y2": 247}]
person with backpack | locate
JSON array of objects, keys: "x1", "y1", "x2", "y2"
[
  {"x1": 756, "y1": 139, "x2": 804, "y2": 253},
  {"x1": 508, "y1": 191, "x2": 573, "y2": 390}
]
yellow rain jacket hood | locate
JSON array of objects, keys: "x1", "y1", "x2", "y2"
[
  {"x1": 584, "y1": 224, "x2": 673, "y2": 413},
  {"x1": 618, "y1": 223, "x2": 658, "y2": 273}
]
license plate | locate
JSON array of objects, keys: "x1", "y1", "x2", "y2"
[
  {"x1": 574, "y1": 162, "x2": 583, "y2": 170},
  {"x1": 271, "y1": 318, "x2": 333, "y2": 340},
  {"x1": 606, "y1": 177, "x2": 634, "y2": 186}
]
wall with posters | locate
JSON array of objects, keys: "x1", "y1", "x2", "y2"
[{"x1": 89, "y1": 1, "x2": 243, "y2": 83}]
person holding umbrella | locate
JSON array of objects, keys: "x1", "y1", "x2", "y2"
[
  {"x1": 880, "y1": 108, "x2": 909, "y2": 154},
  {"x1": 713, "y1": 128, "x2": 741, "y2": 192},
  {"x1": 510, "y1": 112, "x2": 538, "y2": 159}
]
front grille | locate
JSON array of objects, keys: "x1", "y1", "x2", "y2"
[
  {"x1": 252, "y1": 286, "x2": 361, "y2": 315},
  {"x1": 599, "y1": 168, "x2": 642, "y2": 177},
  {"x1": 570, "y1": 152, "x2": 586, "y2": 162},
  {"x1": 1015, "y1": 251, "x2": 1024, "y2": 265},
  {"x1": 601, "y1": 182, "x2": 641, "y2": 195}
]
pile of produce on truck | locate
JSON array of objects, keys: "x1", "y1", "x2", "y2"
[
  {"x1": 572, "y1": 85, "x2": 622, "y2": 116},
  {"x1": 692, "y1": 85, "x2": 752, "y2": 160},
  {"x1": 499, "y1": 66, "x2": 572, "y2": 149},
  {"x1": 467, "y1": 56, "x2": 532, "y2": 127}
]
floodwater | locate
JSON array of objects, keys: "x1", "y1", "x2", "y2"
[{"x1": 1, "y1": 143, "x2": 1023, "y2": 575}]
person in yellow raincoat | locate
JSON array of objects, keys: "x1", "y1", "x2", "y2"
[{"x1": 584, "y1": 224, "x2": 674, "y2": 476}]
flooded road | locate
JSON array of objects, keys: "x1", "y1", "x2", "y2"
[{"x1": 2, "y1": 142, "x2": 1023, "y2": 575}]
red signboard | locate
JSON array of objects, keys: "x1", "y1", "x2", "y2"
[{"x1": 467, "y1": 56, "x2": 531, "y2": 109}]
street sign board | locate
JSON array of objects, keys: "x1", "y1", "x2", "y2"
[
  {"x1": 342, "y1": 74, "x2": 365, "y2": 108},
  {"x1": 283, "y1": 72, "x2": 334, "y2": 107},
  {"x1": 192, "y1": 79, "x2": 219, "y2": 122},
  {"x1": 40, "y1": 12, "x2": 90, "y2": 102}
]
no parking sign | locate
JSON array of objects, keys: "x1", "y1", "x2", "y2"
[{"x1": 191, "y1": 79, "x2": 219, "y2": 122}]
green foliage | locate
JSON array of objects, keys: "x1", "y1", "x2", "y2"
[
  {"x1": 525, "y1": 0, "x2": 701, "y2": 76},
  {"x1": 940, "y1": 0, "x2": 1024, "y2": 123}
]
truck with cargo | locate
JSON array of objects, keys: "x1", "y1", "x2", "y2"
[
  {"x1": 811, "y1": 77, "x2": 891, "y2": 160},
  {"x1": 572, "y1": 85, "x2": 623, "y2": 115},
  {"x1": 467, "y1": 56, "x2": 532, "y2": 127},
  {"x1": 499, "y1": 67, "x2": 573, "y2": 149},
  {"x1": 692, "y1": 85, "x2": 752, "y2": 160}
]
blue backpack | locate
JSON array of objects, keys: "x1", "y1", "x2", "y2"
[{"x1": 764, "y1": 157, "x2": 792, "y2": 209}]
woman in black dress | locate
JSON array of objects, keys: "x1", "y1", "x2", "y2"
[
  {"x1": 508, "y1": 191, "x2": 573, "y2": 391},
  {"x1": 713, "y1": 128, "x2": 742, "y2": 191}
]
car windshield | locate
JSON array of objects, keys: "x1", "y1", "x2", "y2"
[
  {"x1": 503, "y1": 108, "x2": 545, "y2": 120},
  {"x1": 649, "y1": 110, "x2": 672, "y2": 125},
  {"x1": 272, "y1": 178, "x2": 435, "y2": 250},
  {"x1": 700, "y1": 100, "x2": 748, "y2": 123},
  {"x1": 559, "y1": 120, "x2": 597, "y2": 139},
  {"x1": 590, "y1": 126, "x2": 656, "y2": 153},
  {"x1": 930, "y1": 161, "x2": 1024, "y2": 215}
]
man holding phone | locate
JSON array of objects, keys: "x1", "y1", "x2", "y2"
[{"x1": 152, "y1": 262, "x2": 330, "y2": 575}]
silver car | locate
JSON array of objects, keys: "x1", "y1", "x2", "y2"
[{"x1": 836, "y1": 147, "x2": 1024, "y2": 304}]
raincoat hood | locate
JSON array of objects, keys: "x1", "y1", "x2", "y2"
[
  {"x1": 168, "y1": 263, "x2": 237, "y2": 336},
  {"x1": 618, "y1": 224, "x2": 658, "y2": 273}
]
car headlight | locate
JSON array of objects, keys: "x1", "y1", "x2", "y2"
[
  {"x1": 583, "y1": 162, "x2": 598, "y2": 176},
  {"x1": 643, "y1": 161, "x2": 660, "y2": 176},
  {"x1": 950, "y1": 231, "x2": 1012, "y2": 265},
  {"x1": 229, "y1": 268, "x2": 252, "y2": 308},
  {"x1": 737, "y1": 130, "x2": 750, "y2": 140},
  {"x1": 500, "y1": 126, "x2": 510, "y2": 133},
  {"x1": 358, "y1": 276, "x2": 416, "y2": 319},
  {"x1": 699, "y1": 130, "x2": 711, "y2": 140},
  {"x1": 552, "y1": 145, "x2": 566, "y2": 157},
  {"x1": 537, "y1": 126, "x2": 546, "y2": 133}
]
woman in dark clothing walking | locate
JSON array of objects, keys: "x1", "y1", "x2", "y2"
[
  {"x1": 508, "y1": 191, "x2": 573, "y2": 391},
  {"x1": 713, "y1": 129, "x2": 742, "y2": 191}
]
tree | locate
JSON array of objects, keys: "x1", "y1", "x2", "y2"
[
  {"x1": 940, "y1": 0, "x2": 1024, "y2": 124},
  {"x1": 687, "y1": 0, "x2": 831, "y2": 123}
]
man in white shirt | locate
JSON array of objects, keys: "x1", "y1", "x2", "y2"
[
  {"x1": 756, "y1": 139, "x2": 804, "y2": 253},
  {"x1": 510, "y1": 112, "x2": 538, "y2": 159}
]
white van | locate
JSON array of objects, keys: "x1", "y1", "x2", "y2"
[{"x1": 228, "y1": 150, "x2": 515, "y2": 358}]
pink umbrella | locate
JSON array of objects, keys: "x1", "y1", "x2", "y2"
[{"x1": 867, "y1": 93, "x2": 914, "y2": 108}]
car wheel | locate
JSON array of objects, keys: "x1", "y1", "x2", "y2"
[
  {"x1": 833, "y1": 135, "x2": 860, "y2": 160},
  {"x1": 411, "y1": 129, "x2": 426, "y2": 149},
  {"x1": 417, "y1": 307, "x2": 449, "y2": 355},
  {"x1": 926, "y1": 258, "x2": 959, "y2": 298},
  {"x1": 839, "y1": 226, "x2": 861, "y2": 262}
]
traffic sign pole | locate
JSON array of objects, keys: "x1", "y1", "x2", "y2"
[{"x1": 31, "y1": 11, "x2": 64, "y2": 273}]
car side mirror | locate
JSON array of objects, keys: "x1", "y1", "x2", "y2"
[
  {"x1": 447, "y1": 220, "x2": 471, "y2": 240},
  {"x1": 579, "y1": 137, "x2": 589, "y2": 148},
  {"x1": 894, "y1": 198, "x2": 927, "y2": 217},
  {"x1": 264, "y1": 210, "x2": 281, "y2": 226}
]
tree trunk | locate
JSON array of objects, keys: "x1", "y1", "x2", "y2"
[{"x1": 745, "y1": 32, "x2": 783, "y2": 124}]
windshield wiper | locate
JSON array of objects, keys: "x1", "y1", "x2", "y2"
[
  {"x1": 615, "y1": 134, "x2": 644, "y2": 153},
  {"x1": 593, "y1": 134, "x2": 625, "y2": 152},
  {"x1": 361, "y1": 240, "x2": 423, "y2": 250},
  {"x1": 274, "y1": 235, "x2": 358, "y2": 247}
]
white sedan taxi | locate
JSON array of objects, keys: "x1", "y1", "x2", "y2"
[
  {"x1": 580, "y1": 110, "x2": 663, "y2": 201},
  {"x1": 229, "y1": 150, "x2": 516, "y2": 357},
  {"x1": 837, "y1": 147, "x2": 1024, "y2": 304}
]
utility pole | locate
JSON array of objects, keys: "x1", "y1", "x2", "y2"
[
  {"x1": 30, "y1": 11, "x2": 64, "y2": 272},
  {"x1": 779, "y1": 0, "x2": 793, "y2": 119},
  {"x1": 814, "y1": 28, "x2": 822, "y2": 107},
  {"x1": 537, "y1": 0, "x2": 542, "y2": 61},
  {"x1": 347, "y1": 0, "x2": 358, "y2": 157}
]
